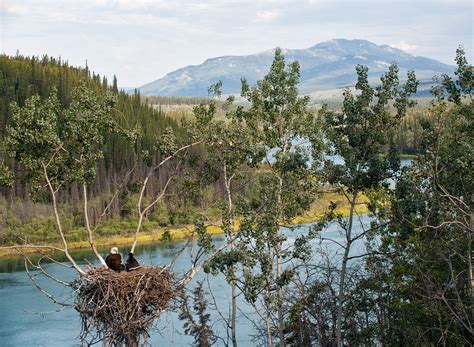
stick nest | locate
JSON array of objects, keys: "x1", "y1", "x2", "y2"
[{"x1": 72, "y1": 267, "x2": 176, "y2": 345}]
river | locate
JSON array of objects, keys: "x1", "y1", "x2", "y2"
[
  {"x1": 0, "y1": 159, "x2": 412, "y2": 346},
  {"x1": 0, "y1": 217, "x2": 373, "y2": 346}
]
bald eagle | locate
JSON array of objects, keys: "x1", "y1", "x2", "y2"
[
  {"x1": 125, "y1": 253, "x2": 140, "y2": 271},
  {"x1": 105, "y1": 247, "x2": 124, "y2": 272}
]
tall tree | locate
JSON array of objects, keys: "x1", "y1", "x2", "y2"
[
  {"x1": 198, "y1": 87, "x2": 262, "y2": 347},
  {"x1": 4, "y1": 83, "x2": 116, "y2": 270},
  {"x1": 318, "y1": 63, "x2": 417, "y2": 346},
  {"x1": 210, "y1": 48, "x2": 320, "y2": 346}
]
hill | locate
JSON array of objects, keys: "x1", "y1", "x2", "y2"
[
  {"x1": 0, "y1": 54, "x2": 180, "y2": 208},
  {"x1": 139, "y1": 39, "x2": 453, "y2": 97}
]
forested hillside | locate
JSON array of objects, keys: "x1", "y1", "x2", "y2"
[
  {"x1": 0, "y1": 53, "x2": 181, "y2": 152},
  {"x1": 0, "y1": 54, "x2": 187, "y2": 228},
  {"x1": 0, "y1": 52, "x2": 441, "y2": 239}
]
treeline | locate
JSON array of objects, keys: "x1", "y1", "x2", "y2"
[
  {"x1": 0, "y1": 53, "x2": 181, "y2": 145},
  {"x1": 390, "y1": 109, "x2": 430, "y2": 154},
  {"x1": 1, "y1": 53, "x2": 112, "y2": 134},
  {"x1": 142, "y1": 95, "x2": 210, "y2": 105}
]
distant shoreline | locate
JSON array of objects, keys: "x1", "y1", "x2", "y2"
[
  {"x1": 0, "y1": 193, "x2": 369, "y2": 258},
  {"x1": 400, "y1": 154, "x2": 417, "y2": 159}
]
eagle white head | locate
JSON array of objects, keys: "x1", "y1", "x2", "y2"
[{"x1": 110, "y1": 247, "x2": 119, "y2": 254}]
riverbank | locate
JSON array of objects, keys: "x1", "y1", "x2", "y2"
[
  {"x1": 0, "y1": 193, "x2": 369, "y2": 257},
  {"x1": 399, "y1": 153, "x2": 417, "y2": 159}
]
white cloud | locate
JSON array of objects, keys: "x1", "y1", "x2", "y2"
[
  {"x1": 256, "y1": 10, "x2": 280, "y2": 22},
  {"x1": 391, "y1": 40, "x2": 418, "y2": 52},
  {"x1": 0, "y1": 0, "x2": 30, "y2": 15}
]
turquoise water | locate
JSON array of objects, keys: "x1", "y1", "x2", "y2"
[{"x1": 0, "y1": 216, "x2": 372, "y2": 346}]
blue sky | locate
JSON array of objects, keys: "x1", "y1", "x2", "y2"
[{"x1": 1, "y1": 0, "x2": 472, "y2": 87}]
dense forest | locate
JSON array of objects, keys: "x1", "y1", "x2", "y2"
[
  {"x1": 0, "y1": 52, "x2": 188, "y2": 172},
  {"x1": 0, "y1": 54, "x2": 198, "y2": 233},
  {"x1": 0, "y1": 47, "x2": 472, "y2": 346}
]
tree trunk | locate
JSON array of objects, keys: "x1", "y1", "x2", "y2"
[
  {"x1": 231, "y1": 280, "x2": 238, "y2": 347},
  {"x1": 469, "y1": 211, "x2": 473, "y2": 324},
  {"x1": 335, "y1": 191, "x2": 357, "y2": 347},
  {"x1": 276, "y1": 131, "x2": 288, "y2": 346},
  {"x1": 224, "y1": 164, "x2": 238, "y2": 347},
  {"x1": 43, "y1": 163, "x2": 85, "y2": 275},
  {"x1": 276, "y1": 175, "x2": 285, "y2": 347},
  {"x1": 264, "y1": 297, "x2": 274, "y2": 347}
]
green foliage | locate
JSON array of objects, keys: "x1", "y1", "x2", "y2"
[
  {"x1": 388, "y1": 109, "x2": 430, "y2": 155},
  {"x1": 205, "y1": 49, "x2": 322, "y2": 344},
  {"x1": 0, "y1": 159, "x2": 14, "y2": 188},
  {"x1": 154, "y1": 127, "x2": 179, "y2": 157},
  {"x1": 358, "y1": 48, "x2": 473, "y2": 345},
  {"x1": 194, "y1": 218, "x2": 215, "y2": 253},
  {"x1": 5, "y1": 83, "x2": 116, "y2": 198},
  {"x1": 4, "y1": 92, "x2": 62, "y2": 199},
  {"x1": 63, "y1": 84, "x2": 116, "y2": 184},
  {"x1": 160, "y1": 228, "x2": 171, "y2": 242},
  {"x1": 321, "y1": 63, "x2": 418, "y2": 193},
  {"x1": 439, "y1": 46, "x2": 473, "y2": 104}
]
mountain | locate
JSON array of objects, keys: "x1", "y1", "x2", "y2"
[{"x1": 138, "y1": 39, "x2": 454, "y2": 97}]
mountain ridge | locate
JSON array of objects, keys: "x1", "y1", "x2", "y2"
[{"x1": 139, "y1": 39, "x2": 453, "y2": 97}]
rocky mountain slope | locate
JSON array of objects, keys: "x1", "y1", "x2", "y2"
[{"x1": 139, "y1": 39, "x2": 453, "y2": 97}]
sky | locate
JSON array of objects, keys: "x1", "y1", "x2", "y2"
[{"x1": 1, "y1": 0, "x2": 472, "y2": 88}]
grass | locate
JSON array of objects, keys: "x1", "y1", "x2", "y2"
[
  {"x1": 0, "y1": 192, "x2": 369, "y2": 257},
  {"x1": 399, "y1": 153, "x2": 418, "y2": 159},
  {"x1": 293, "y1": 192, "x2": 369, "y2": 224}
]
